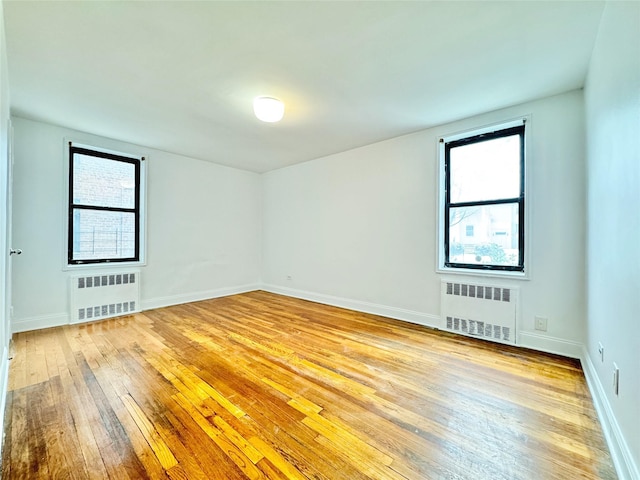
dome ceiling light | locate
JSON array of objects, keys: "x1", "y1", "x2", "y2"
[{"x1": 253, "y1": 96, "x2": 285, "y2": 123}]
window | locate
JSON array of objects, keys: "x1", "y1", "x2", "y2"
[
  {"x1": 442, "y1": 123, "x2": 525, "y2": 272},
  {"x1": 68, "y1": 144, "x2": 143, "y2": 265}
]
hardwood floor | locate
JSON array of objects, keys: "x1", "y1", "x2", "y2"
[{"x1": 1, "y1": 291, "x2": 616, "y2": 479}]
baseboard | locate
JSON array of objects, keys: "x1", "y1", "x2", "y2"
[
  {"x1": 11, "y1": 312, "x2": 69, "y2": 333},
  {"x1": 0, "y1": 344, "x2": 9, "y2": 461},
  {"x1": 264, "y1": 285, "x2": 636, "y2": 478},
  {"x1": 581, "y1": 347, "x2": 639, "y2": 480},
  {"x1": 519, "y1": 331, "x2": 583, "y2": 359},
  {"x1": 264, "y1": 286, "x2": 585, "y2": 359},
  {"x1": 141, "y1": 283, "x2": 261, "y2": 312},
  {"x1": 9, "y1": 285, "x2": 262, "y2": 333},
  {"x1": 260, "y1": 284, "x2": 441, "y2": 328}
]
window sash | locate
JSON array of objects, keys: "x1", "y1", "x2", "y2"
[
  {"x1": 443, "y1": 125, "x2": 525, "y2": 272},
  {"x1": 68, "y1": 146, "x2": 141, "y2": 265}
]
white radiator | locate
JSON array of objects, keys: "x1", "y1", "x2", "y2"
[
  {"x1": 441, "y1": 281, "x2": 518, "y2": 345},
  {"x1": 70, "y1": 271, "x2": 141, "y2": 324}
]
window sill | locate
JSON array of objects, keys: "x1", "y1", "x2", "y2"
[
  {"x1": 437, "y1": 266, "x2": 529, "y2": 281},
  {"x1": 63, "y1": 260, "x2": 146, "y2": 272}
]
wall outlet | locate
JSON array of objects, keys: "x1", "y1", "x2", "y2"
[
  {"x1": 534, "y1": 316, "x2": 548, "y2": 332},
  {"x1": 613, "y1": 363, "x2": 619, "y2": 396},
  {"x1": 598, "y1": 342, "x2": 604, "y2": 362},
  {"x1": 286, "y1": 275, "x2": 292, "y2": 281}
]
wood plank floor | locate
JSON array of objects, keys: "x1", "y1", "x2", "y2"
[{"x1": 1, "y1": 291, "x2": 616, "y2": 479}]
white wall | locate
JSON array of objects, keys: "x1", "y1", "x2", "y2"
[
  {"x1": 10, "y1": 117, "x2": 262, "y2": 332},
  {"x1": 584, "y1": 2, "x2": 640, "y2": 478},
  {"x1": 263, "y1": 90, "x2": 586, "y2": 356},
  {"x1": 0, "y1": 2, "x2": 10, "y2": 340},
  {"x1": 0, "y1": 0, "x2": 12, "y2": 456}
]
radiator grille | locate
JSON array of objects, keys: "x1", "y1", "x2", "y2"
[
  {"x1": 441, "y1": 281, "x2": 518, "y2": 345},
  {"x1": 70, "y1": 271, "x2": 140, "y2": 324}
]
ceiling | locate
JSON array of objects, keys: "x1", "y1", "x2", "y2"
[{"x1": 4, "y1": 1, "x2": 604, "y2": 173}]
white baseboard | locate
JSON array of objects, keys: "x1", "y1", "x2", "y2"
[
  {"x1": 581, "y1": 347, "x2": 639, "y2": 480},
  {"x1": 0, "y1": 344, "x2": 9, "y2": 461},
  {"x1": 260, "y1": 284, "x2": 441, "y2": 329},
  {"x1": 11, "y1": 312, "x2": 69, "y2": 333},
  {"x1": 519, "y1": 331, "x2": 583, "y2": 359},
  {"x1": 264, "y1": 286, "x2": 585, "y2": 360},
  {"x1": 264, "y1": 285, "x2": 636, "y2": 479},
  {"x1": 11, "y1": 285, "x2": 262, "y2": 333},
  {"x1": 141, "y1": 283, "x2": 261, "y2": 312}
]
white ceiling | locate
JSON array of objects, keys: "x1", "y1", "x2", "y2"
[{"x1": 4, "y1": 1, "x2": 604, "y2": 173}]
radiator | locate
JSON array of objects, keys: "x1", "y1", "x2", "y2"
[
  {"x1": 70, "y1": 271, "x2": 141, "y2": 324},
  {"x1": 441, "y1": 281, "x2": 518, "y2": 345}
]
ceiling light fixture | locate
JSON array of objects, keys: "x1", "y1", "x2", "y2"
[{"x1": 253, "y1": 96, "x2": 285, "y2": 123}]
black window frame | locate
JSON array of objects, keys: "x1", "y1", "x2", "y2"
[
  {"x1": 443, "y1": 124, "x2": 525, "y2": 272},
  {"x1": 68, "y1": 145, "x2": 142, "y2": 265}
]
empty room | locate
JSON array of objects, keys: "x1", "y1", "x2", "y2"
[{"x1": 0, "y1": 1, "x2": 637, "y2": 479}]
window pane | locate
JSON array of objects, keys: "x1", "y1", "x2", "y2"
[
  {"x1": 73, "y1": 154, "x2": 136, "y2": 208},
  {"x1": 448, "y1": 203, "x2": 519, "y2": 267},
  {"x1": 449, "y1": 134, "x2": 521, "y2": 203},
  {"x1": 71, "y1": 209, "x2": 136, "y2": 261}
]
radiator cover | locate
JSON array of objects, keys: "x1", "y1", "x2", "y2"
[
  {"x1": 70, "y1": 271, "x2": 141, "y2": 324},
  {"x1": 441, "y1": 281, "x2": 518, "y2": 345}
]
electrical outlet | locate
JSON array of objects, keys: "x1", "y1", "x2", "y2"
[
  {"x1": 534, "y1": 316, "x2": 548, "y2": 332},
  {"x1": 613, "y1": 363, "x2": 619, "y2": 395},
  {"x1": 598, "y1": 342, "x2": 604, "y2": 362},
  {"x1": 286, "y1": 275, "x2": 292, "y2": 281}
]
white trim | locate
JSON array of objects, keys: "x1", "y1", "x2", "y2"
[
  {"x1": 67, "y1": 140, "x2": 143, "y2": 161},
  {"x1": 140, "y1": 284, "x2": 261, "y2": 312},
  {"x1": 519, "y1": 331, "x2": 583, "y2": 359},
  {"x1": 64, "y1": 259, "x2": 146, "y2": 273},
  {"x1": 581, "y1": 347, "x2": 640, "y2": 480},
  {"x1": 438, "y1": 266, "x2": 529, "y2": 281},
  {"x1": 0, "y1": 345, "x2": 9, "y2": 460},
  {"x1": 12, "y1": 312, "x2": 69, "y2": 333},
  {"x1": 439, "y1": 117, "x2": 527, "y2": 144},
  {"x1": 260, "y1": 284, "x2": 441, "y2": 328},
  {"x1": 11, "y1": 284, "x2": 262, "y2": 332}
]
